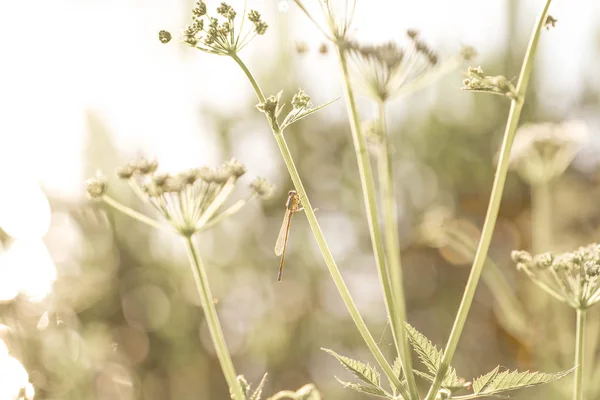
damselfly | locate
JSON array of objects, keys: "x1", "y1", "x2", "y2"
[{"x1": 274, "y1": 190, "x2": 304, "y2": 281}]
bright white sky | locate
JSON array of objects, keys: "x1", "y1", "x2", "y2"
[
  {"x1": 0, "y1": 0, "x2": 598, "y2": 199},
  {"x1": 0, "y1": 0, "x2": 598, "y2": 302}
]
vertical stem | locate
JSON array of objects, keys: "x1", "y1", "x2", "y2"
[
  {"x1": 230, "y1": 53, "x2": 407, "y2": 396},
  {"x1": 376, "y1": 100, "x2": 419, "y2": 398},
  {"x1": 424, "y1": 1, "x2": 553, "y2": 398},
  {"x1": 573, "y1": 309, "x2": 586, "y2": 400},
  {"x1": 336, "y1": 47, "x2": 418, "y2": 399},
  {"x1": 183, "y1": 236, "x2": 245, "y2": 400}
]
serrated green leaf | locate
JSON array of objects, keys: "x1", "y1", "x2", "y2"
[
  {"x1": 472, "y1": 366, "x2": 499, "y2": 394},
  {"x1": 388, "y1": 357, "x2": 409, "y2": 395},
  {"x1": 404, "y1": 323, "x2": 461, "y2": 388},
  {"x1": 250, "y1": 373, "x2": 268, "y2": 400},
  {"x1": 323, "y1": 348, "x2": 382, "y2": 388},
  {"x1": 335, "y1": 378, "x2": 388, "y2": 398},
  {"x1": 474, "y1": 367, "x2": 573, "y2": 396},
  {"x1": 234, "y1": 375, "x2": 251, "y2": 399},
  {"x1": 413, "y1": 369, "x2": 436, "y2": 382}
]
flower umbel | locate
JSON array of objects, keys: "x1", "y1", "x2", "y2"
[
  {"x1": 512, "y1": 243, "x2": 600, "y2": 309},
  {"x1": 462, "y1": 66, "x2": 516, "y2": 99},
  {"x1": 160, "y1": 1, "x2": 268, "y2": 56},
  {"x1": 256, "y1": 88, "x2": 337, "y2": 132},
  {"x1": 86, "y1": 157, "x2": 271, "y2": 237},
  {"x1": 508, "y1": 120, "x2": 588, "y2": 185},
  {"x1": 348, "y1": 31, "x2": 439, "y2": 101}
]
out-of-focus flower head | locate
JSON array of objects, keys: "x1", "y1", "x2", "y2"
[
  {"x1": 348, "y1": 30, "x2": 440, "y2": 102},
  {"x1": 293, "y1": 0, "x2": 357, "y2": 44},
  {"x1": 509, "y1": 120, "x2": 589, "y2": 184},
  {"x1": 462, "y1": 66, "x2": 516, "y2": 99}
]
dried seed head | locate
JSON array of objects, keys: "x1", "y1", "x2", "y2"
[
  {"x1": 250, "y1": 178, "x2": 275, "y2": 199},
  {"x1": 291, "y1": 89, "x2": 311, "y2": 109},
  {"x1": 256, "y1": 93, "x2": 281, "y2": 115},
  {"x1": 192, "y1": 1, "x2": 207, "y2": 18},
  {"x1": 460, "y1": 46, "x2": 477, "y2": 61},
  {"x1": 213, "y1": 167, "x2": 232, "y2": 183},
  {"x1": 86, "y1": 176, "x2": 107, "y2": 199},
  {"x1": 179, "y1": 168, "x2": 200, "y2": 185},
  {"x1": 196, "y1": 167, "x2": 216, "y2": 182},
  {"x1": 117, "y1": 164, "x2": 135, "y2": 179},
  {"x1": 216, "y1": 2, "x2": 236, "y2": 19},
  {"x1": 224, "y1": 158, "x2": 247, "y2": 178},
  {"x1": 318, "y1": 43, "x2": 328, "y2": 54},
  {"x1": 248, "y1": 10, "x2": 261, "y2": 23},
  {"x1": 295, "y1": 41, "x2": 309, "y2": 54},
  {"x1": 509, "y1": 121, "x2": 588, "y2": 184},
  {"x1": 158, "y1": 30, "x2": 172, "y2": 44},
  {"x1": 545, "y1": 15, "x2": 557, "y2": 30},
  {"x1": 254, "y1": 21, "x2": 268, "y2": 35},
  {"x1": 511, "y1": 250, "x2": 532, "y2": 265},
  {"x1": 132, "y1": 158, "x2": 159, "y2": 175},
  {"x1": 349, "y1": 32, "x2": 439, "y2": 101},
  {"x1": 533, "y1": 252, "x2": 554, "y2": 269}
]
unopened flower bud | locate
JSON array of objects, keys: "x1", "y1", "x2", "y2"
[{"x1": 86, "y1": 176, "x2": 107, "y2": 199}]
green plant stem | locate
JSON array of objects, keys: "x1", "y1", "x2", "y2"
[
  {"x1": 573, "y1": 308, "x2": 586, "y2": 400},
  {"x1": 445, "y1": 229, "x2": 531, "y2": 342},
  {"x1": 229, "y1": 53, "x2": 407, "y2": 397},
  {"x1": 376, "y1": 99, "x2": 418, "y2": 398},
  {"x1": 336, "y1": 47, "x2": 418, "y2": 399},
  {"x1": 183, "y1": 236, "x2": 244, "y2": 400},
  {"x1": 424, "y1": 1, "x2": 553, "y2": 399}
]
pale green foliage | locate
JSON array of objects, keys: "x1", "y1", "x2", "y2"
[
  {"x1": 251, "y1": 374, "x2": 268, "y2": 400},
  {"x1": 280, "y1": 97, "x2": 338, "y2": 131},
  {"x1": 335, "y1": 379, "x2": 388, "y2": 398},
  {"x1": 323, "y1": 348, "x2": 391, "y2": 398},
  {"x1": 404, "y1": 323, "x2": 463, "y2": 390},
  {"x1": 471, "y1": 367, "x2": 574, "y2": 397}
]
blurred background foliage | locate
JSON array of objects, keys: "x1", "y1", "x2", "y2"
[{"x1": 2, "y1": 0, "x2": 600, "y2": 399}]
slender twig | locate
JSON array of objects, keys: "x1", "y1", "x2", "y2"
[
  {"x1": 376, "y1": 99, "x2": 418, "y2": 398},
  {"x1": 229, "y1": 53, "x2": 407, "y2": 395},
  {"x1": 184, "y1": 235, "x2": 245, "y2": 400},
  {"x1": 573, "y1": 308, "x2": 586, "y2": 400},
  {"x1": 424, "y1": 1, "x2": 553, "y2": 398},
  {"x1": 445, "y1": 229, "x2": 531, "y2": 341}
]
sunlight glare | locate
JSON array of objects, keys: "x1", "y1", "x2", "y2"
[{"x1": 1, "y1": 240, "x2": 57, "y2": 302}]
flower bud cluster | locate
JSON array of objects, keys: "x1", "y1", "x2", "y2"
[
  {"x1": 159, "y1": 1, "x2": 268, "y2": 56},
  {"x1": 512, "y1": 243, "x2": 600, "y2": 309}
]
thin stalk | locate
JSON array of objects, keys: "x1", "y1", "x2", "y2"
[
  {"x1": 102, "y1": 195, "x2": 175, "y2": 234},
  {"x1": 376, "y1": 99, "x2": 418, "y2": 398},
  {"x1": 183, "y1": 236, "x2": 245, "y2": 400},
  {"x1": 229, "y1": 53, "x2": 407, "y2": 396},
  {"x1": 336, "y1": 46, "x2": 418, "y2": 399},
  {"x1": 445, "y1": 229, "x2": 531, "y2": 342},
  {"x1": 573, "y1": 309, "x2": 586, "y2": 400},
  {"x1": 424, "y1": 1, "x2": 553, "y2": 398}
]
